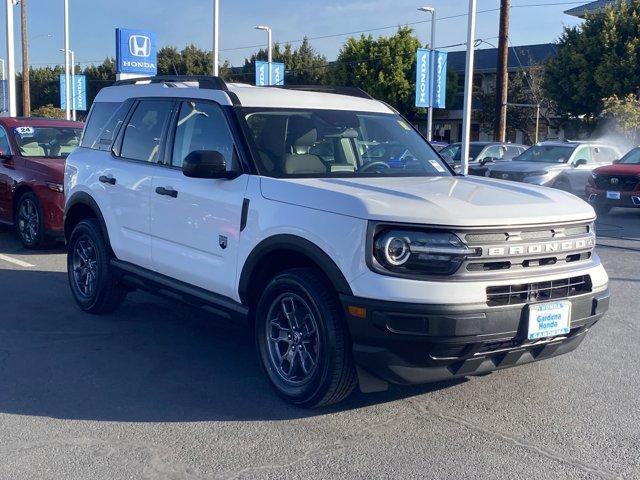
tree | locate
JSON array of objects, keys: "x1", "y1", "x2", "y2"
[
  {"x1": 602, "y1": 94, "x2": 640, "y2": 142},
  {"x1": 236, "y1": 37, "x2": 328, "y2": 85},
  {"x1": 31, "y1": 104, "x2": 65, "y2": 119},
  {"x1": 544, "y1": 0, "x2": 640, "y2": 119},
  {"x1": 478, "y1": 66, "x2": 557, "y2": 144},
  {"x1": 330, "y1": 27, "x2": 422, "y2": 119}
]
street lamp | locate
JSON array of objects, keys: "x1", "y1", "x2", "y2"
[
  {"x1": 5, "y1": 0, "x2": 19, "y2": 117},
  {"x1": 254, "y1": 25, "x2": 272, "y2": 85},
  {"x1": 60, "y1": 48, "x2": 75, "y2": 121},
  {"x1": 63, "y1": 0, "x2": 71, "y2": 120},
  {"x1": 212, "y1": 0, "x2": 219, "y2": 76},
  {"x1": 418, "y1": 6, "x2": 436, "y2": 141},
  {"x1": 460, "y1": 0, "x2": 478, "y2": 176}
]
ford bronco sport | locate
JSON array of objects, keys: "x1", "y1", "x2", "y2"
[{"x1": 64, "y1": 76, "x2": 610, "y2": 407}]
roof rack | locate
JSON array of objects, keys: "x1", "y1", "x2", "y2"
[
  {"x1": 276, "y1": 85, "x2": 373, "y2": 100},
  {"x1": 113, "y1": 75, "x2": 228, "y2": 91}
]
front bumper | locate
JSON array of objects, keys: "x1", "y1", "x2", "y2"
[
  {"x1": 341, "y1": 287, "x2": 610, "y2": 386},
  {"x1": 586, "y1": 188, "x2": 640, "y2": 208}
]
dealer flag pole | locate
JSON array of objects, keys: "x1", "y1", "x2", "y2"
[{"x1": 460, "y1": 0, "x2": 477, "y2": 176}]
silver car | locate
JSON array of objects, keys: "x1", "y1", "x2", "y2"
[{"x1": 486, "y1": 141, "x2": 622, "y2": 195}]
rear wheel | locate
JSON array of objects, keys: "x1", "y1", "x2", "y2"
[
  {"x1": 67, "y1": 218, "x2": 126, "y2": 314},
  {"x1": 255, "y1": 268, "x2": 357, "y2": 408},
  {"x1": 15, "y1": 192, "x2": 48, "y2": 249}
]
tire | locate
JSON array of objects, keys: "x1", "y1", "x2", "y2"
[
  {"x1": 67, "y1": 218, "x2": 126, "y2": 314},
  {"x1": 255, "y1": 268, "x2": 357, "y2": 408},
  {"x1": 15, "y1": 192, "x2": 49, "y2": 249},
  {"x1": 595, "y1": 204, "x2": 611, "y2": 216}
]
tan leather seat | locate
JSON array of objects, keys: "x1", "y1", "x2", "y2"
[{"x1": 19, "y1": 141, "x2": 45, "y2": 157}]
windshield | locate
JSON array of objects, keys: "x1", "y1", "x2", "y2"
[
  {"x1": 242, "y1": 108, "x2": 451, "y2": 178},
  {"x1": 515, "y1": 145, "x2": 575, "y2": 163},
  {"x1": 439, "y1": 144, "x2": 484, "y2": 163},
  {"x1": 620, "y1": 147, "x2": 640, "y2": 165},
  {"x1": 13, "y1": 126, "x2": 82, "y2": 158}
]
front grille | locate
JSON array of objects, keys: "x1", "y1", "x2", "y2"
[
  {"x1": 490, "y1": 171, "x2": 526, "y2": 182},
  {"x1": 594, "y1": 174, "x2": 639, "y2": 192},
  {"x1": 486, "y1": 275, "x2": 592, "y2": 306}
]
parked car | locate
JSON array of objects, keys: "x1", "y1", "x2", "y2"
[
  {"x1": 430, "y1": 140, "x2": 448, "y2": 152},
  {"x1": 440, "y1": 141, "x2": 527, "y2": 174},
  {"x1": 0, "y1": 117, "x2": 83, "y2": 247},
  {"x1": 64, "y1": 76, "x2": 609, "y2": 407},
  {"x1": 486, "y1": 140, "x2": 622, "y2": 195},
  {"x1": 586, "y1": 146, "x2": 640, "y2": 215}
]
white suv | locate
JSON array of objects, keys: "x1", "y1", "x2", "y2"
[{"x1": 64, "y1": 76, "x2": 610, "y2": 407}]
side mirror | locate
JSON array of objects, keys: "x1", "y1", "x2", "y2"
[
  {"x1": 574, "y1": 158, "x2": 588, "y2": 167},
  {"x1": 182, "y1": 150, "x2": 239, "y2": 179},
  {"x1": 481, "y1": 157, "x2": 498, "y2": 166},
  {"x1": 0, "y1": 149, "x2": 11, "y2": 161}
]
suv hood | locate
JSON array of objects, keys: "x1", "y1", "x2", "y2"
[
  {"x1": 260, "y1": 176, "x2": 595, "y2": 227},
  {"x1": 489, "y1": 161, "x2": 566, "y2": 173}
]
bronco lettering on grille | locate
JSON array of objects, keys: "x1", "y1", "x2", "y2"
[{"x1": 486, "y1": 237, "x2": 595, "y2": 257}]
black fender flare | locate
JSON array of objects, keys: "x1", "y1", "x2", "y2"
[
  {"x1": 238, "y1": 234, "x2": 353, "y2": 304},
  {"x1": 64, "y1": 191, "x2": 111, "y2": 246}
]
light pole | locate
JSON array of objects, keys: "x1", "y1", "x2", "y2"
[
  {"x1": 63, "y1": 0, "x2": 71, "y2": 120},
  {"x1": 60, "y1": 48, "x2": 75, "y2": 120},
  {"x1": 212, "y1": 0, "x2": 219, "y2": 76},
  {"x1": 418, "y1": 6, "x2": 436, "y2": 141},
  {"x1": 5, "y1": 0, "x2": 18, "y2": 117},
  {"x1": 460, "y1": 0, "x2": 477, "y2": 176},
  {"x1": 254, "y1": 25, "x2": 272, "y2": 85}
]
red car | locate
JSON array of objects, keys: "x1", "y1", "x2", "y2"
[
  {"x1": 0, "y1": 117, "x2": 83, "y2": 248},
  {"x1": 587, "y1": 146, "x2": 640, "y2": 215}
]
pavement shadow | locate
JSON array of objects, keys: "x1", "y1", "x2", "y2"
[{"x1": 0, "y1": 268, "x2": 463, "y2": 423}]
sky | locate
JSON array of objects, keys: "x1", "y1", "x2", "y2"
[{"x1": 0, "y1": 0, "x2": 587, "y2": 71}]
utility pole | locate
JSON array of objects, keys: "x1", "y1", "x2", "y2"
[
  {"x1": 20, "y1": 0, "x2": 29, "y2": 116},
  {"x1": 495, "y1": 0, "x2": 510, "y2": 142}
]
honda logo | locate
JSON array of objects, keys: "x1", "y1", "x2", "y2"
[
  {"x1": 129, "y1": 35, "x2": 151, "y2": 58},
  {"x1": 611, "y1": 178, "x2": 619, "y2": 184}
]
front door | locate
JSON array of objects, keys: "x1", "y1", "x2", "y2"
[{"x1": 150, "y1": 100, "x2": 248, "y2": 300}]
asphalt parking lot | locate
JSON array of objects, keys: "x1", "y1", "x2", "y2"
[{"x1": 0, "y1": 210, "x2": 638, "y2": 480}]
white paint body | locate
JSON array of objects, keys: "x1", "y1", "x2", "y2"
[{"x1": 65, "y1": 83, "x2": 608, "y2": 307}]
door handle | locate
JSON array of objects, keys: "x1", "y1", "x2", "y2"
[
  {"x1": 99, "y1": 175, "x2": 116, "y2": 185},
  {"x1": 155, "y1": 186, "x2": 178, "y2": 198}
]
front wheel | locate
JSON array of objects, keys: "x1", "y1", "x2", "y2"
[
  {"x1": 15, "y1": 192, "x2": 48, "y2": 249},
  {"x1": 67, "y1": 219, "x2": 126, "y2": 314},
  {"x1": 255, "y1": 268, "x2": 357, "y2": 408}
]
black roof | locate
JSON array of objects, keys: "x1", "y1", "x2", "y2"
[{"x1": 447, "y1": 43, "x2": 557, "y2": 73}]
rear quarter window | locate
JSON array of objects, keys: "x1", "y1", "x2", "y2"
[{"x1": 81, "y1": 101, "x2": 129, "y2": 151}]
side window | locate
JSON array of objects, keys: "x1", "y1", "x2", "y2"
[
  {"x1": 574, "y1": 146, "x2": 592, "y2": 164},
  {"x1": 120, "y1": 100, "x2": 173, "y2": 162},
  {"x1": 171, "y1": 101, "x2": 235, "y2": 168},
  {"x1": 81, "y1": 102, "x2": 128, "y2": 151},
  {"x1": 0, "y1": 127, "x2": 11, "y2": 154},
  {"x1": 594, "y1": 147, "x2": 618, "y2": 163},
  {"x1": 482, "y1": 145, "x2": 503, "y2": 160},
  {"x1": 504, "y1": 146, "x2": 521, "y2": 160}
]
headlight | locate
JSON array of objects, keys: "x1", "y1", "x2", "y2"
[
  {"x1": 372, "y1": 228, "x2": 480, "y2": 276},
  {"x1": 524, "y1": 170, "x2": 549, "y2": 177}
]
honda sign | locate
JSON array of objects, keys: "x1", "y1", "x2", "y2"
[{"x1": 116, "y1": 28, "x2": 157, "y2": 77}]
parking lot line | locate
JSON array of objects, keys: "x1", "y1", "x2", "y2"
[{"x1": 0, "y1": 254, "x2": 35, "y2": 268}]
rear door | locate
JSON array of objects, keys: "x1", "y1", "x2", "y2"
[
  {"x1": 103, "y1": 98, "x2": 174, "y2": 269},
  {"x1": 566, "y1": 145, "x2": 593, "y2": 193},
  {"x1": 149, "y1": 99, "x2": 249, "y2": 299}
]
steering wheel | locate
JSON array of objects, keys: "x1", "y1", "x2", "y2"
[{"x1": 359, "y1": 161, "x2": 390, "y2": 173}]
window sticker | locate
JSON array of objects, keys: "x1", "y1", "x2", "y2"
[
  {"x1": 428, "y1": 159, "x2": 446, "y2": 173},
  {"x1": 14, "y1": 126, "x2": 35, "y2": 137}
]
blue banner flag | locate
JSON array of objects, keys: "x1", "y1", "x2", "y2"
[
  {"x1": 432, "y1": 50, "x2": 448, "y2": 109},
  {"x1": 0, "y1": 80, "x2": 7, "y2": 113},
  {"x1": 255, "y1": 61, "x2": 285, "y2": 86},
  {"x1": 60, "y1": 74, "x2": 87, "y2": 111},
  {"x1": 415, "y1": 49, "x2": 448, "y2": 109},
  {"x1": 415, "y1": 48, "x2": 431, "y2": 108}
]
